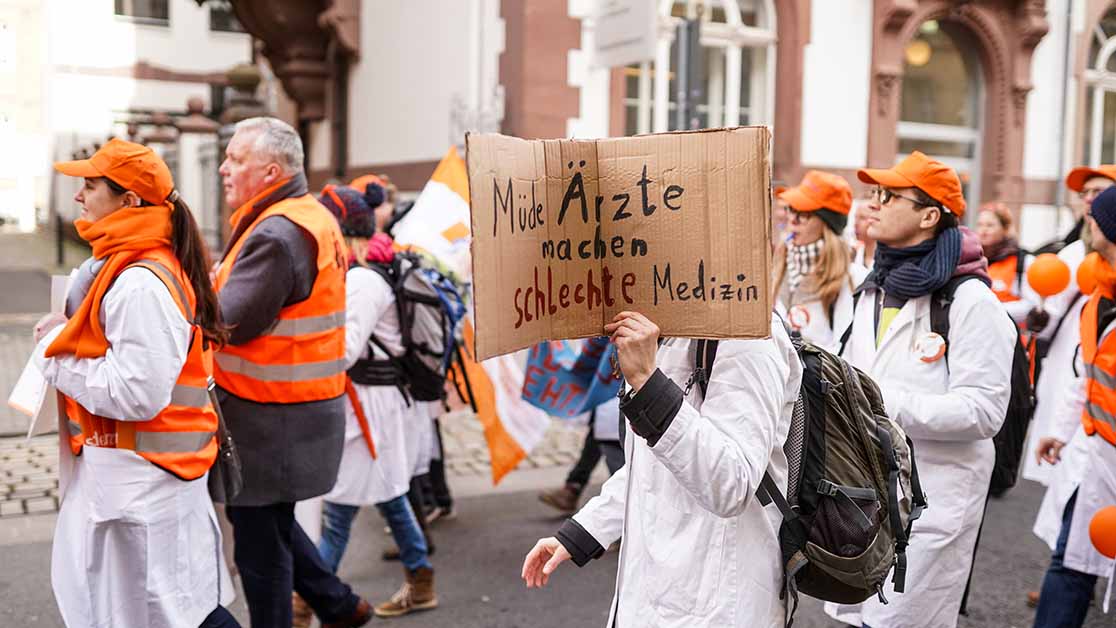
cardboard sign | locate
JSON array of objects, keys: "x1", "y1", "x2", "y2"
[{"x1": 466, "y1": 127, "x2": 772, "y2": 361}]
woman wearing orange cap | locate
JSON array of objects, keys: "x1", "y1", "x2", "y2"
[
  {"x1": 772, "y1": 170, "x2": 867, "y2": 351},
  {"x1": 825, "y1": 151, "x2": 1016, "y2": 628},
  {"x1": 976, "y1": 202, "x2": 1040, "y2": 324},
  {"x1": 32, "y1": 139, "x2": 238, "y2": 627}
]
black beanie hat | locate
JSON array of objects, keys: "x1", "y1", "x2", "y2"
[
  {"x1": 1091, "y1": 186, "x2": 1116, "y2": 244},
  {"x1": 319, "y1": 184, "x2": 375, "y2": 237}
]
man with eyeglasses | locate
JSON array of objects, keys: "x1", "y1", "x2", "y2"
[{"x1": 824, "y1": 152, "x2": 1015, "y2": 628}]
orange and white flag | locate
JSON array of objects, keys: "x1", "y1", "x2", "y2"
[
  {"x1": 392, "y1": 146, "x2": 473, "y2": 278},
  {"x1": 403, "y1": 148, "x2": 549, "y2": 484}
]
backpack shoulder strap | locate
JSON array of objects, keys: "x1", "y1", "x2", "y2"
[
  {"x1": 694, "y1": 338, "x2": 720, "y2": 398},
  {"x1": 837, "y1": 290, "x2": 864, "y2": 356}
]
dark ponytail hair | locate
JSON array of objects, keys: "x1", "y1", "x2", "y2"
[{"x1": 104, "y1": 177, "x2": 229, "y2": 346}]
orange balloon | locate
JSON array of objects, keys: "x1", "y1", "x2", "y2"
[
  {"x1": 1027, "y1": 253, "x2": 1072, "y2": 298},
  {"x1": 1089, "y1": 505, "x2": 1116, "y2": 559},
  {"x1": 1078, "y1": 252, "x2": 1103, "y2": 295}
]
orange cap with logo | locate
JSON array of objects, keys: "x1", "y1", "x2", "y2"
[
  {"x1": 1065, "y1": 165, "x2": 1116, "y2": 192},
  {"x1": 53, "y1": 138, "x2": 175, "y2": 206},
  {"x1": 857, "y1": 151, "x2": 967, "y2": 218},
  {"x1": 778, "y1": 170, "x2": 853, "y2": 215}
]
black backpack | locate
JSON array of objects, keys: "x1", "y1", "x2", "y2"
[
  {"x1": 930, "y1": 276, "x2": 1036, "y2": 497},
  {"x1": 347, "y1": 253, "x2": 465, "y2": 402},
  {"x1": 695, "y1": 334, "x2": 926, "y2": 626}
]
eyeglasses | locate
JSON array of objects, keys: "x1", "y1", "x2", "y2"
[
  {"x1": 1079, "y1": 187, "x2": 1109, "y2": 200},
  {"x1": 872, "y1": 187, "x2": 942, "y2": 210}
]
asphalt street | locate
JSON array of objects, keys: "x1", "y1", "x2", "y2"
[{"x1": 0, "y1": 479, "x2": 1112, "y2": 627}]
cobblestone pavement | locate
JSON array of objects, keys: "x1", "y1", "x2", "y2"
[{"x1": 0, "y1": 411, "x2": 587, "y2": 518}]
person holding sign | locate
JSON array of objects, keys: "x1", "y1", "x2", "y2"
[
  {"x1": 772, "y1": 170, "x2": 868, "y2": 350},
  {"x1": 1031, "y1": 186, "x2": 1116, "y2": 628},
  {"x1": 34, "y1": 139, "x2": 238, "y2": 627},
  {"x1": 522, "y1": 311, "x2": 803, "y2": 627},
  {"x1": 315, "y1": 184, "x2": 439, "y2": 618},
  {"x1": 826, "y1": 152, "x2": 1015, "y2": 628}
]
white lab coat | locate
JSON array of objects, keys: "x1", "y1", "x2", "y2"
[
  {"x1": 326, "y1": 265, "x2": 414, "y2": 506},
  {"x1": 776, "y1": 263, "x2": 869, "y2": 352},
  {"x1": 37, "y1": 267, "x2": 233, "y2": 628},
  {"x1": 571, "y1": 315, "x2": 802, "y2": 627},
  {"x1": 1024, "y1": 240, "x2": 1088, "y2": 486},
  {"x1": 1041, "y1": 318, "x2": 1116, "y2": 593},
  {"x1": 592, "y1": 399, "x2": 622, "y2": 442},
  {"x1": 827, "y1": 279, "x2": 1014, "y2": 628}
]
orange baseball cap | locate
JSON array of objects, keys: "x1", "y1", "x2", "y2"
[
  {"x1": 858, "y1": 151, "x2": 967, "y2": 218},
  {"x1": 1065, "y1": 165, "x2": 1116, "y2": 192},
  {"x1": 53, "y1": 138, "x2": 175, "y2": 206},
  {"x1": 778, "y1": 170, "x2": 853, "y2": 215}
]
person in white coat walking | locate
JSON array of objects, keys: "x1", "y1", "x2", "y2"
[
  {"x1": 1024, "y1": 166, "x2": 1115, "y2": 607},
  {"x1": 826, "y1": 151, "x2": 1015, "y2": 628},
  {"x1": 773, "y1": 170, "x2": 868, "y2": 351},
  {"x1": 34, "y1": 139, "x2": 238, "y2": 627},
  {"x1": 315, "y1": 184, "x2": 438, "y2": 619},
  {"x1": 1031, "y1": 186, "x2": 1116, "y2": 628},
  {"x1": 521, "y1": 311, "x2": 803, "y2": 627}
]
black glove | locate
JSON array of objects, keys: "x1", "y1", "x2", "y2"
[{"x1": 1026, "y1": 308, "x2": 1050, "y2": 334}]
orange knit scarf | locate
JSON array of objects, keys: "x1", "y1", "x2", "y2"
[{"x1": 45, "y1": 205, "x2": 174, "y2": 359}]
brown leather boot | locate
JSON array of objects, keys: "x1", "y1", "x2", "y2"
[
  {"x1": 374, "y1": 567, "x2": 438, "y2": 617},
  {"x1": 538, "y1": 484, "x2": 580, "y2": 513},
  {"x1": 292, "y1": 592, "x2": 313, "y2": 628}
]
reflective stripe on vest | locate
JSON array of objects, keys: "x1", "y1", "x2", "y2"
[
  {"x1": 214, "y1": 353, "x2": 347, "y2": 382},
  {"x1": 1080, "y1": 291, "x2": 1116, "y2": 447},
  {"x1": 133, "y1": 430, "x2": 215, "y2": 454},
  {"x1": 264, "y1": 311, "x2": 346, "y2": 337},
  {"x1": 213, "y1": 194, "x2": 347, "y2": 403},
  {"x1": 63, "y1": 250, "x2": 219, "y2": 480}
]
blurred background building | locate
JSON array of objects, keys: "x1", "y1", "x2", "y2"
[{"x1": 8, "y1": 1, "x2": 1116, "y2": 250}]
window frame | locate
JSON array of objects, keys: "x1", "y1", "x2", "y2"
[
  {"x1": 113, "y1": 0, "x2": 171, "y2": 27},
  {"x1": 623, "y1": 0, "x2": 777, "y2": 135}
]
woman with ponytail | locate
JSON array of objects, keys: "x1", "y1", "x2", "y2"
[
  {"x1": 771, "y1": 170, "x2": 867, "y2": 350},
  {"x1": 32, "y1": 139, "x2": 238, "y2": 628}
]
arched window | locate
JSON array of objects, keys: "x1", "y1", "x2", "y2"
[
  {"x1": 622, "y1": 0, "x2": 776, "y2": 135},
  {"x1": 898, "y1": 19, "x2": 984, "y2": 211},
  {"x1": 1084, "y1": 8, "x2": 1116, "y2": 165}
]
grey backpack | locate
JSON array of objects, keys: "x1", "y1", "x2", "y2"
[{"x1": 694, "y1": 335, "x2": 927, "y2": 626}]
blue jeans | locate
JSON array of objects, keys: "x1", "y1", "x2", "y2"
[
  {"x1": 319, "y1": 496, "x2": 432, "y2": 573},
  {"x1": 1033, "y1": 491, "x2": 1098, "y2": 628}
]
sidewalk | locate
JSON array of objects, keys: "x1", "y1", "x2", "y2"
[{"x1": 0, "y1": 410, "x2": 588, "y2": 519}]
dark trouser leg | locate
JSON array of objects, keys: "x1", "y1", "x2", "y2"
[
  {"x1": 407, "y1": 476, "x2": 432, "y2": 543},
  {"x1": 565, "y1": 419, "x2": 602, "y2": 492},
  {"x1": 599, "y1": 440, "x2": 625, "y2": 476},
  {"x1": 225, "y1": 504, "x2": 295, "y2": 628},
  {"x1": 288, "y1": 503, "x2": 360, "y2": 623},
  {"x1": 428, "y1": 419, "x2": 453, "y2": 508},
  {"x1": 1033, "y1": 491, "x2": 1098, "y2": 628},
  {"x1": 198, "y1": 605, "x2": 241, "y2": 628}
]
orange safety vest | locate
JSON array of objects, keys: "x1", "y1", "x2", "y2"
[
  {"x1": 989, "y1": 255, "x2": 1022, "y2": 303},
  {"x1": 213, "y1": 194, "x2": 347, "y2": 403},
  {"x1": 63, "y1": 249, "x2": 219, "y2": 480},
  {"x1": 1080, "y1": 290, "x2": 1116, "y2": 447}
]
